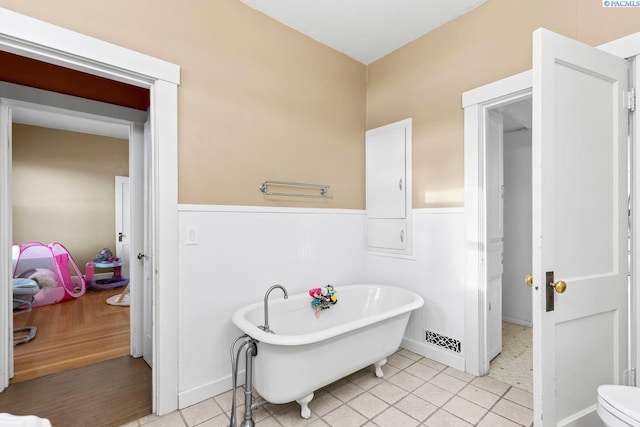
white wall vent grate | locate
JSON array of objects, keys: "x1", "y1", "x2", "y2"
[{"x1": 424, "y1": 329, "x2": 462, "y2": 353}]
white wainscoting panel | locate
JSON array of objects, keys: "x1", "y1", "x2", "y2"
[
  {"x1": 365, "y1": 208, "x2": 466, "y2": 370},
  {"x1": 177, "y1": 205, "x2": 466, "y2": 407},
  {"x1": 177, "y1": 205, "x2": 366, "y2": 408}
]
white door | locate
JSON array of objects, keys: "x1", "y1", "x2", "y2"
[
  {"x1": 532, "y1": 28, "x2": 629, "y2": 426},
  {"x1": 115, "y1": 176, "x2": 130, "y2": 279},
  {"x1": 142, "y1": 120, "x2": 152, "y2": 367},
  {"x1": 1, "y1": 101, "x2": 13, "y2": 387},
  {"x1": 129, "y1": 122, "x2": 151, "y2": 367},
  {"x1": 486, "y1": 111, "x2": 504, "y2": 361}
]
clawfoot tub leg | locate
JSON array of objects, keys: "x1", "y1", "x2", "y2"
[
  {"x1": 374, "y1": 358, "x2": 387, "y2": 378},
  {"x1": 296, "y1": 392, "x2": 314, "y2": 419}
]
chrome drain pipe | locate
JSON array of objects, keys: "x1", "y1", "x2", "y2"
[
  {"x1": 251, "y1": 398, "x2": 267, "y2": 410},
  {"x1": 229, "y1": 336, "x2": 263, "y2": 427},
  {"x1": 240, "y1": 340, "x2": 258, "y2": 427}
]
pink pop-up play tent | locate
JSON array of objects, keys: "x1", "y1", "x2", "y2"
[{"x1": 12, "y1": 242, "x2": 86, "y2": 307}]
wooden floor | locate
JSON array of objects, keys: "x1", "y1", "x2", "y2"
[
  {"x1": 12, "y1": 288, "x2": 131, "y2": 383},
  {"x1": 0, "y1": 355, "x2": 151, "y2": 426},
  {"x1": 4, "y1": 287, "x2": 151, "y2": 426}
]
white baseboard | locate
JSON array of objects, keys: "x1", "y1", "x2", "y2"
[
  {"x1": 73, "y1": 272, "x2": 112, "y2": 281},
  {"x1": 179, "y1": 371, "x2": 246, "y2": 409},
  {"x1": 502, "y1": 316, "x2": 532, "y2": 328},
  {"x1": 401, "y1": 337, "x2": 465, "y2": 372}
]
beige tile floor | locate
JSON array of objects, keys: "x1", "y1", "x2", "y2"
[{"x1": 121, "y1": 346, "x2": 533, "y2": 427}]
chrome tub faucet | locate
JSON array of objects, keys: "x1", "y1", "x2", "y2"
[{"x1": 259, "y1": 284, "x2": 288, "y2": 333}]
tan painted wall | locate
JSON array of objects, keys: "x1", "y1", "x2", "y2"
[
  {"x1": 12, "y1": 124, "x2": 129, "y2": 268},
  {"x1": 0, "y1": 0, "x2": 366, "y2": 208},
  {"x1": 2, "y1": 1, "x2": 639, "y2": 210},
  {"x1": 367, "y1": 0, "x2": 640, "y2": 208}
]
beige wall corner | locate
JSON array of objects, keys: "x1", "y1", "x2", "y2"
[{"x1": 4, "y1": 0, "x2": 640, "y2": 210}]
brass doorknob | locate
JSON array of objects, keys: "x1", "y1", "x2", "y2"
[
  {"x1": 550, "y1": 280, "x2": 567, "y2": 294},
  {"x1": 526, "y1": 274, "x2": 533, "y2": 287},
  {"x1": 137, "y1": 253, "x2": 145, "y2": 260}
]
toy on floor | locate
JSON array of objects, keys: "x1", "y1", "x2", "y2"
[
  {"x1": 13, "y1": 278, "x2": 39, "y2": 344},
  {"x1": 106, "y1": 285, "x2": 130, "y2": 307},
  {"x1": 85, "y1": 248, "x2": 129, "y2": 291},
  {"x1": 12, "y1": 242, "x2": 86, "y2": 307},
  {"x1": 92, "y1": 247, "x2": 113, "y2": 263},
  {"x1": 309, "y1": 285, "x2": 337, "y2": 317},
  {"x1": 20, "y1": 268, "x2": 57, "y2": 289}
]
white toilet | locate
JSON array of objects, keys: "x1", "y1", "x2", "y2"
[{"x1": 598, "y1": 385, "x2": 640, "y2": 426}]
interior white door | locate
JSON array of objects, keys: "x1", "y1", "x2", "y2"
[
  {"x1": 532, "y1": 28, "x2": 629, "y2": 426},
  {"x1": 486, "y1": 110, "x2": 504, "y2": 362},
  {"x1": 1, "y1": 101, "x2": 13, "y2": 388},
  {"x1": 142, "y1": 119, "x2": 152, "y2": 367},
  {"x1": 115, "y1": 176, "x2": 130, "y2": 279}
]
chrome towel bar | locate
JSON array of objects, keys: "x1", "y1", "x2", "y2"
[{"x1": 259, "y1": 180, "x2": 332, "y2": 199}]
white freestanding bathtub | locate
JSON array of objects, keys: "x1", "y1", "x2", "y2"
[{"x1": 232, "y1": 284, "x2": 424, "y2": 418}]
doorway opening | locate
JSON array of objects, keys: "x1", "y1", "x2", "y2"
[
  {"x1": 0, "y1": 94, "x2": 159, "y2": 427},
  {"x1": 11, "y1": 121, "x2": 134, "y2": 383},
  {"x1": 462, "y1": 70, "x2": 533, "y2": 380},
  {"x1": 484, "y1": 97, "x2": 533, "y2": 391},
  {"x1": 1, "y1": 98, "x2": 155, "y2": 424}
]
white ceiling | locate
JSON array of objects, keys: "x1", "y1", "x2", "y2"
[
  {"x1": 501, "y1": 99, "x2": 532, "y2": 133},
  {"x1": 239, "y1": 0, "x2": 488, "y2": 64}
]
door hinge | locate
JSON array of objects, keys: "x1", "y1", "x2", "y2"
[{"x1": 627, "y1": 88, "x2": 636, "y2": 112}]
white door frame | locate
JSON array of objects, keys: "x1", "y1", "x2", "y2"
[
  {"x1": 463, "y1": 71, "x2": 532, "y2": 375},
  {"x1": 463, "y1": 32, "x2": 640, "y2": 378},
  {"x1": 0, "y1": 8, "x2": 180, "y2": 415}
]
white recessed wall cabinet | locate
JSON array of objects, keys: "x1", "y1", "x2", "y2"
[{"x1": 365, "y1": 118, "x2": 412, "y2": 254}]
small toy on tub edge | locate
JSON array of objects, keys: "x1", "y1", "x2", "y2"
[{"x1": 309, "y1": 285, "x2": 337, "y2": 317}]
